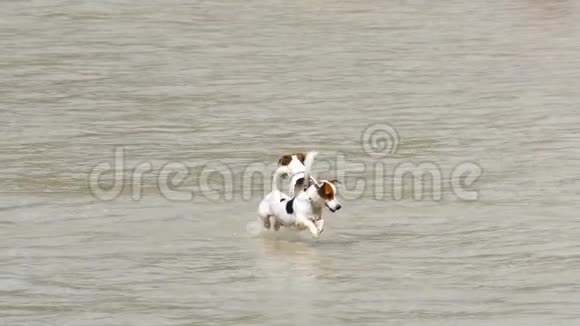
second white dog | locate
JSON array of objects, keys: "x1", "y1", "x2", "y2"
[{"x1": 277, "y1": 151, "x2": 320, "y2": 197}]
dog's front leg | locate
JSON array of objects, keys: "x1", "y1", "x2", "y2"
[
  {"x1": 299, "y1": 219, "x2": 319, "y2": 239},
  {"x1": 314, "y1": 218, "x2": 325, "y2": 234}
]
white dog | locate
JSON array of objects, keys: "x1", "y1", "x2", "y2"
[
  {"x1": 277, "y1": 151, "x2": 319, "y2": 197},
  {"x1": 257, "y1": 153, "x2": 341, "y2": 238}
]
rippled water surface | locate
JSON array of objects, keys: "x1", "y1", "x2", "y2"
[{"x1": 1, "y1": 1, "x2": 580, "y2": 325}]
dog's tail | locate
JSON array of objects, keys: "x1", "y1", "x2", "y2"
[
  {"x1": 303, "y1": 151, "x2": 319, "y2": 188},
  {"x1": 272, "y1": 165, "x2": 291, "y2": 192}
]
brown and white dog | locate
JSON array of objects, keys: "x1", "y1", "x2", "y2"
[
  {"x1": 277, "y1": 151, "x2": 319, "y2": 197},
  {"x1": 257, "y1": 160, "x2": 342, "y2": 238}
]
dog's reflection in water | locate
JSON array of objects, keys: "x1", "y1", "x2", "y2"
[
  {"x1": 256, "y1": 234, "x2": 324, "y2": 277},
  {"x1": 263, "y1": 237, "x2": 314, "y2": 255}
]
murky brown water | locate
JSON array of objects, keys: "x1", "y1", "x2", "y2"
[{"x1": 1, "y1": 1, "x2": 580, "y2": 325}]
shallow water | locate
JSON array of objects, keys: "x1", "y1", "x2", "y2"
[{"x1": 1, "y1": 1, "x2": 580, "y2": 325}]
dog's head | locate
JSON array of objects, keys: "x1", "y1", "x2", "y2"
[
  {"x1": 314, "y1": 179, "x2": 342, "y2": 212},
  {"x1": 277, "y1": 152, "x2": 306, "y2": 175},
  {"x1": 278, "y1": 152, "x2": 306, "y2": 166}
]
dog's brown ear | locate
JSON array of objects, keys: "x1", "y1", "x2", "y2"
[
  {"x1": 324, "y1": 183, "x2": 333, "y2": 196},
  {"x1": 295, "y1": 152, "x2": 306, "y2": 163},
  {"x1": 317, "y1": 182, "x2": 334, "y2": 199},
  {"x1": 278, "y1": 155, "x2": 291, "y2": 166}
]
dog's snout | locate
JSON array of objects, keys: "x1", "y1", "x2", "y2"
[{"x1": 336, "y1": 204, "x2": 342, "y2": 211}]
